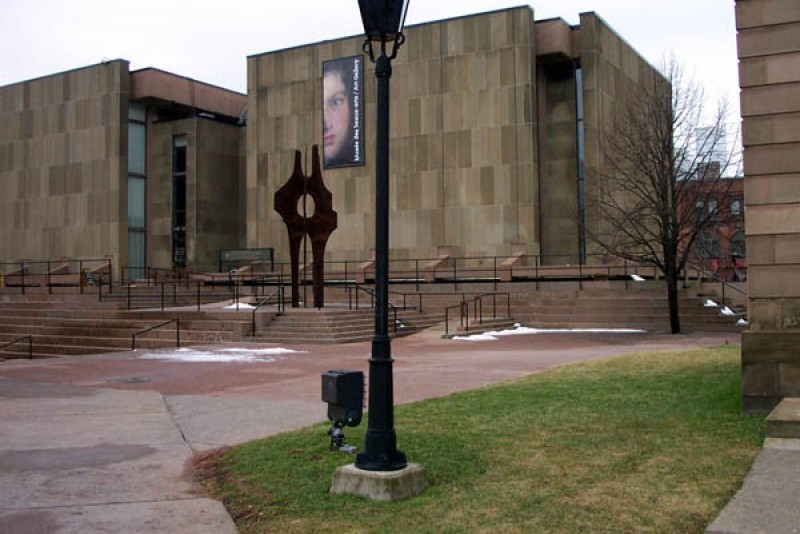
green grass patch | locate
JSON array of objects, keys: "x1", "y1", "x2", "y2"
[{"x1": 200, "y1": 346, "x2": 764, "y2": 533}]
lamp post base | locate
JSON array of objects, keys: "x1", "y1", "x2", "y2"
[
  {"x1": 330, "y1": 463, "x2": 427, "y2": 502},
  {"x1": 355, "y1": 439, "x2": 407, "y2": 472}
]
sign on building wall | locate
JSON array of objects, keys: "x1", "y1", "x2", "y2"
[{"x1": 322, "y1": 55, "x2": 364, "y2": 169}]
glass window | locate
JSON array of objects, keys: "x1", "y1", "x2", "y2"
[
  {"x1": 697, "y1": 230, "x2": 719, "y2": 259},
  {"x1": 731, "y1": 199, "x2": 741, "y2": 216},
  {"x1": 173, "y1": 135, "x2": 187, "y2": 174},
  {"x1": 128, "y1": 102, "x2": 147, "y2": 122},
  {"x1": 128, "y1": 122, "x2": 146, "y2": 175},
  {"x1": 172, "y1": 135, "x2": 188, "y2": 268},
  {"x1": 128, "y1": 176, "x2": 145, "y2": 229},
  {"x1": 730, "y1": 231, "x2": 746, "y2": 258},
  {"x1": 127, "y1": 229, "x2": 146, "y2": 279}
]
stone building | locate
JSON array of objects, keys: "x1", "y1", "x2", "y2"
[
  {"x1": 247, "y1": 7, "x2": 665, "y2": 266},
  {"x1": 0, "y1": 62, "x2": 246, "y2": 276},
  {"x1": 736, "y1": 0, "x2": 800, "y2": 412},
  {"x1": 0, "y1": 7, "x2": 664, "y2": 276}
]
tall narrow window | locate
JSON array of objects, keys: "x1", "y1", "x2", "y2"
[
  {"x1": 172, "y1": 135, "x2": 188, "y2": 268},
  {"x1": 128, "y1": 103, "x2": 147, "y2": 280},
  {"x1": 575, "y1": 65, "x2": 586, "y2": 264},
  {"x1": 731, "y1": 199, "x2": 742, "y2": 217}
]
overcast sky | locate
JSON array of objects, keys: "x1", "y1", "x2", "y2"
[{"x1": 1, "y1": 0, "x2": 739, "y2": 112}]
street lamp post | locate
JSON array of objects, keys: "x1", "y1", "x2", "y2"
[{"x1": 355, "y1": 0, "x2": 410, "y2": 472}]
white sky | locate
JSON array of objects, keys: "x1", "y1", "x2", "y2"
[{"x1": 0, "y1": 0, "x2": 739, "y2": 112}]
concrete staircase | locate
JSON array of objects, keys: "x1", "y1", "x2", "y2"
[
  {"x1": 510, "y1": 289, "x2": 746, "y2": 332},
  {"x1": 99, "y1": 284, "x2": 240, "y2": 310},
  {"x1": 0, "y1": 293, "x2": 256, "y2": 359},
  {"x1": 0, "y1": 283, "x2": 745, "y2": 359},
  {"x1": 249, "y1": 307, "x2": 445, "y2": 344}
]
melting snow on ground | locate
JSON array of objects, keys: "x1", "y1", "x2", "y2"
[
  {"x1": 704, "y1": 299, "x2": 719, "y2": 307},
  {"x1": 453, "y1": 324, "x2": 645, "y2": 342},
  {"x1": 630, "y1": 274, "x2": 646, "y2": 282},
  {"x1": 224, "y1": 302, "x2": 256, "y2": 310},
  {"x1": 139, "y1": 347, "x2": 304, "y2": 363}
]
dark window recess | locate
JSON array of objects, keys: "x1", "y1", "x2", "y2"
[{"x1": 172, "y1": 136, "x2": 187, "y2": 268}]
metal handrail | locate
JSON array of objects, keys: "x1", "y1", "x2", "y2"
[
  {"x1": 444, "y1": 301, "x2": 468, "y2": 337},
  {"x1": 346, "y1": 284, "x2": 399, "y2": 332},
  {"x1": 0, "y1": 258, "x2": 112, "y2": 296},
  {"x1": 470, "y1": 292, "x2": 511, "y2": 325},
  {"x1": 131, "y1": 319, "x2": 180, "y2": 350},
  {"x1": 252, "y1": 285, "x2": 285, "y2": 334},
  {"x1": 686, "y1": 263, "x2": 747, "y2": 307},
  {"x1": 0, "y1": 335, "x2": 33, "y2": 359}
]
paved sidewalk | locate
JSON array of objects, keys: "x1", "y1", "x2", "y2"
[
  {"x1": 707, "y1": 401, "x2": 800, "y2": 534},
  {"x1": 0, "y1": 330, "x2": 747, "y2": 533},
  {"x1": 0, "y1": 381, "x2": 237, "y2": 534}
]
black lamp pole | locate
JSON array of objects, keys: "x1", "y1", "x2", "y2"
[{"x1": 356, "y1": 0, "x2": 409, "y2": 472}]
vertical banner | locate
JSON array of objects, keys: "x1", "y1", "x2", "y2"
[{"x1": 323, "y1": 55, "x2": 364, "y2": 168}]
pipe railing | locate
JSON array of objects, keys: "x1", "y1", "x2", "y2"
[
  {"x1": 686, "y1": 262, "x2": 747, "y2": 306},
  {"x1": 131, "y1": 319, "x2": 180, "y2": 350},
  {"x1": 251, "y1": 285, "x2": 285, "y2": 334},
  {"x1": 0, "y1": 335, "x2": 33, "y2": 360},
  {"x1": 470, "y1": 292, "x2": 511, "y2": 325},
  {"x1": 444, "y1": 300, "x2": 469, "y2": 337},
  {"x1": 0, "y1": 253, "x2": 745, "y2": 298},
  {"x1": 345, "y1": 284, "x2": 399, "y2": 332},
  {"x1": 0, "y1": 258, "x2": 113, "y2": 296}
]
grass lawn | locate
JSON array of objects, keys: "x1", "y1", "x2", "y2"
[{"x1": 198, "y1": 345, "x2": 764, "y2": 533}]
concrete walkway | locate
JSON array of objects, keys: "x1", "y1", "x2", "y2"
[
  {"x1": 0, "y1": 329, "x2": 760, "y2": 533},
  {"x1": 707, "y1": 399, "x2": 800, "y2": 534}
]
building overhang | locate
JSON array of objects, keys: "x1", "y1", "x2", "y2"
[
  {"x1": 535, "y1": 18, "x2": 580, "y2": 63},
  {"x1": 130, "y1": 68, "x2": 247, "y2": 122}
]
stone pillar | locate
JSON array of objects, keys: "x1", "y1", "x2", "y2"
[{"x1": 736, "y1": 0, "x2": 800, "y2": 412}]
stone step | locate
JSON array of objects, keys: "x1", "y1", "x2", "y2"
[
  {"x1": 0, "y1": 317, "x2": 250, "y2": 336},
  {"x1": 0, "y1": 316, "x2": 156, "y2": 329},
  {"x1": 0, "y1": 346, "x2": 112, "y2": 360},
  {"x1": 449, "y1": 318, "x2": 518, "y2": 337},
  {"x1": 22, "y1": 333, "x2": 178, "y2": 350},
  {"x1": 513, "y1": 310, "x2": 740, "y2": 321},
  {"x1": 766, "y1": 398, "x2": 800, "y2": 439}
]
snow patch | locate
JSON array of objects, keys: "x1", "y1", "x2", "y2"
[
  {"x1": 737, "y1": 318, "x2": 748, "y2": 325},
  {"x1": 704, "y1": 299, "x2": 719, "y2": 308},
  {"x1": 720, "y1": 306, "x2": 736, "y2": 316},
  {"x1": 139, "y1": 346, "x2": 304, "y2": 363},
  {"x1": 453, "y1": 325, "x2": 645, "y2": 342},
  {"x1": 630, "y1": 274, "x2": 646, "y2": 282},
  {"x1": 225, "y1": 302, "x2": 255, "y2": 310}
]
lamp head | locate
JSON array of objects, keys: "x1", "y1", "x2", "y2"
[{"x1": 358, "y1": 0, "x2": 410, "y2": 61}]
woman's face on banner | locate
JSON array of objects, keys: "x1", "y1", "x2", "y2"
[{"x1": 323, "y1": 70, "x2": 351, "y2": 162}]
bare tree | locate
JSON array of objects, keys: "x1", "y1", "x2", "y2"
[{"x1": 588, "y1": 59, "x2": 740, "y2": 334}]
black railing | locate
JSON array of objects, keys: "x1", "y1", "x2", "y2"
[
  {"x1": 131, "y1": 319, "x2": 180, "y2": 350},
  {"x1": 443, "y1": 292, "x2": 511, "y2": 337},
  {"x1": 252, "y1": 285, "x2": 285, "y2": 334},
  {"x1": 471, "y1": 292, "x2": 511, "y2": 325},
  {"x1": 345, "y1": 285, "x2": 399, "y2": 332},
  {"x1": 0, "y1": 335, "x2": 33, "y2": 359},
  {"x1": 1, "y1": 258, "x2": 113, "y2": 296},
  {"x1": 686, "y1": 263, "x2": 747, "y2": 306},
  {"x1": 444, "y1": 301, "x2": 469, "y2": 337}
]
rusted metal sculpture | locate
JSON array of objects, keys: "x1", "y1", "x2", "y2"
[{"x1": 274, "y1": 145, "x2": 338, "y2": 308}]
